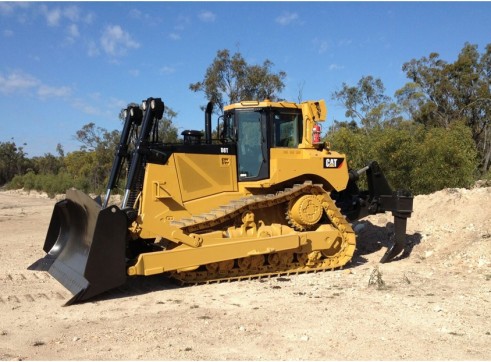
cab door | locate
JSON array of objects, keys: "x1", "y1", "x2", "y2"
[{"x1": 236, "y1": 109, "x2": 269, "y2": 181}]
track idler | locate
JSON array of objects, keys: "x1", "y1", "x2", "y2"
[{"x1": 28, "y1": 189, "x2": 128, "y2": 305}]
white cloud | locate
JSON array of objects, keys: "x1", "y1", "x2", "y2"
[
  {"x1": 43, "y1": 6, "x2": 62, "y2": 27},
  {"x1": 83, "y1": 12, "x2": 95, "y2": 24},
  {"x1": 67, "y1": 23, "x2": 79, "y2": 38},
  {"x1": 318, "y1": 41, "x2": 329, "y2": 54},
  {"x1": 0, "y1": 2, "x2": 30, "y2": 16},
  {"x1": 100, "y1": 25, "x2": 140, "y2": 56},
  {"x1": 275, "y1": 11, "x2": 298, "y2": 26},
  {"x1": 338, "y1": 39, "x2": 353, "y2": 47},
  {"x1": 38, "y1": 4, "x2": 94, "y2": 28},
  {"x1": 0, "y1": 70, "x2": 72, "y2": 99},
  {"x1": 72, "y1": 95, "x2": 128, "y2": 117},
  {"x1": 37, "y1": 85, "x2": 72, "y2": 99},
  {"x1": 167, "y1": 14, "x2": 191, "y2": 40},
  {"x1": 160, "y1": 66, "x2": 175, "y2": 75},
  {"x1": 0, "y1": 71, "x2": 39, "y2": 94},
  {"x1": 0, "y1": 2, "x2": 15, "y2": 15},
  {"x1": 129, "y1": 8, "x2": 150, "y2": 21},
  {"x1": 312, "y1": 38, "x2": 329, "y2": 54},
  {"x1": 329, "y1": 64, "x2": 345, "y2": 71},
  {"x1": 72, "y1": 98, "x2": 101, "y2": 116},
  {"x1": 63, "y1": 5, "x2": 81, "y2": 22},
  {"x1": 107, "y1": 97, "x2": 126, "y2": 111},
  {"x1": 2, "y1": 29, "x2": 14, "y2": 37},
  {"x1": 168, "y1": 32, "x2": 181, "y2": 41},
  {"x1": 129, "y1": 8, "x2": 142, "y2": 19},
  {"x1": 198, "y1": 10, "x2": 216, "y2": 23},
  {"x1": 175, "y1": 15, "x2": 191, "y2": 31}
]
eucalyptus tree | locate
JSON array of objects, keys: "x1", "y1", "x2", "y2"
[
  {"x1": 331, "y1": 75, "x2": 403, "y2": 132},
  {"x1": 189, "y1": 49, "x2": 286, "y2": 113},
  {"x1": 396, "y1": 43, "x2": 491, "y2": 172}
]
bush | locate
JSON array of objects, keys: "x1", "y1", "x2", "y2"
[
  {"x1": 7, "y1": 171, "x2": 91, "y2": 197},
  {"x1": 326, "y1": 121, "x2": 478, "y2": 195},
  {"x1": 411, "y1": 121, "x2": 477, "y2": 193}
]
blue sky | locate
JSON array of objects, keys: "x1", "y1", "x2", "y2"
[{"x1": 1, "y1": 1, "x2": 490, "y2": 157}]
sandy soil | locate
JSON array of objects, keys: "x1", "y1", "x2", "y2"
[{"x1": 0, "y1": 185, "x2": 490, "y2": 361}]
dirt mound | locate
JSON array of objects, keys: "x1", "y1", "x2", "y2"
[
  {"x1": 353, "y1": 184, "x2": 490, "y2": 267},
  {"x1": 410, "y1": 186, "x2": 490, "y2": 268}
]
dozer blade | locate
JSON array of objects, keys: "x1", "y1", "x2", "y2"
[{"x1": 28, "y1": 189, "x2": 128, "y2": 305}]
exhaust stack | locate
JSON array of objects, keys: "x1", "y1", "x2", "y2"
[{"x1": 205, "y1": 101, "x2": 213, "y2": 144}]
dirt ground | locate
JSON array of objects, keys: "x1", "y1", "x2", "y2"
[{"x1": 0, "y1": 185, "x2": 490, "y2": 361}]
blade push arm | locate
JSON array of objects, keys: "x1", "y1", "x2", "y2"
[
  {"x1": 102, "y1": 105, "x2": 143, "y2": 208},
  {"x1": 122, "y1": 98, "x2": 164, "y2": 209}
]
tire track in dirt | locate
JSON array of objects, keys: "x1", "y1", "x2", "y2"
[{"x1": 0, "y1": 272, "x2": 69, "y2": 305}]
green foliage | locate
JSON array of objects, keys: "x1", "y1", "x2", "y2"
[
  {"x1": 63, "y1": 150, "x2": 109, "y2": 194},
  {"x1": 0, "y1": 140, "x2": 33, "y2": 186},
  {"x1": 30, "y1": 153, "x2": 63, "y2": 175},
  {"x1": 158, "y1": 107, "x2": 179, "y2": 143},
  {"x1": 3, "y1": 101, "x2": 181, "y2": 196},
  {"x1": 397, "y1": 43, "x2": 491, "y2": 173},
  {"x1": 8, "y1": 171, "x2": 89, "y2": 197},
  {"x1": 326, "y1": 120, "x2": 478, "y2": 195},
  {"x1": 411, "y1": 122, "x2": 477, "y2": 192},
  {"x1": 327, "y1": 125, "x2": 371, "y2": 170},
  {"x1": 368, "y1": 122, "x2": 422, "y2": 191},
  {"x1": 331, "y1": 75, "x2": 403, "y2": 130},
  {"x1": 189, "y1": 49, "x2": 286, "y2": 113}
]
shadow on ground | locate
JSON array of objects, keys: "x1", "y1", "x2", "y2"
[
  {"x1": 91, "y1": 274, "x2": 182, "y2": 304},
  {"x1": 350, "y1": 220, "x2": 422, "y2": 267},
  {"x1": 89, "y1": 220, "x2": 422, "y2": 304}
]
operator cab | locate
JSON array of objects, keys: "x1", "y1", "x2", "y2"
[{"x1": 222, "y1": 101, "x2": 303, "y2": 181}]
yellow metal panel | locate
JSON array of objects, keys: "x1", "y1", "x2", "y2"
[
  {"x1": 268, "y1": 148, "x2": 349, "y2": 191},
  {"x1": 144, "y1": 156, "x2": 183, "y2": 204},
  {"x1": 175, "y1": 153, "x2": 237, "y2": 202},
  {"x1": 134, "y1": 153, "x2": 240, "y2": 240},
  {"x1": 128, "y1": 233, "x2": 301, "y2": 276}
]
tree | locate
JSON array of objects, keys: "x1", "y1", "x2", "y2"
[
  {"x1": 326, "y1": 120, "x2": 478, "y2": 195},
  {"x1": 73, "y1": 123, "x2": 120, "y2": 192},
  {"x1": 189, "y1": 49, "x2": 286, "y2": 112},
  {"x1": 396, "y1": 43, "x2": 491, "y2": 173},
  {"x1": 158, "y1": 107, "x2": 179, "y2": 143},
  {"x1": 331, "y1": 76, "x2": 403, "y2": 131},
  {"x1": 0, "y1": 140, "x2": 32, "y2": 185},
  {"x1": 328, "y1": 71, "x2": 479, "y2": 194},
  {"x1": 31, "y1": 153, "x2": 62, "y2": 175},
  {"x1": 411, "y1": 121, "x2": 478, "y2": 193}
]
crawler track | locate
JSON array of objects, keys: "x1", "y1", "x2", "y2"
[{"x1": 170, "y1": 181, "x2": 356, "y2": 284}]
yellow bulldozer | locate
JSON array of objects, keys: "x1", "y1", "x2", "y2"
[{"x1": 29, "y1": 97, "x2": 413, "y2": 304}]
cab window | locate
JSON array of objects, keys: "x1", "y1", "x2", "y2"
[{"x1": 273, "y1": 110, "x2": 302, "y2": 147}]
